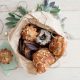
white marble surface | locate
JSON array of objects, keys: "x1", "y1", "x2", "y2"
[{"x1": 0, "y1": 0, "x2": 80, "y2": 80}]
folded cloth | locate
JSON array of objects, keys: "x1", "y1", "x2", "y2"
[{"x1": 0, "y1": 40, "x2": 18, "y2": 76}]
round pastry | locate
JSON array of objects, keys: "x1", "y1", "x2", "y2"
[
  {"x1": 0, "y1": 49, "x2": 13, "y2": 64},
  {"x1": 21, "y1": 24, "x2": 38, "y2": 42},
  {"x1": 49, "y1": 36, "x2": 65, "y2": 58},
  {"x1": 33, "y1": 48, "x2": 55, "y2": 73}
]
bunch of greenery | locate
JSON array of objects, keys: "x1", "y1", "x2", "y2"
[{"x1": 6, "y1": 0, "x2": 60, "y2": 28}]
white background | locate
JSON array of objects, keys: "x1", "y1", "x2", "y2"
[{"x1": 0, "y1": 0, "x2": 80, "y2": 80}]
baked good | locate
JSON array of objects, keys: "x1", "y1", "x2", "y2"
[
  {"x1": 0, "y1": 49, "x2": 13, "y2": 64},
  {"x1": 21, "y1": 24, "x2": 38, "y2": 42},
  {"x1": 49, "y1": 36, "x2": 65, "y2": 58},
  {"x1": 33, "y1": 48, "x2": 55, "y2": 73}
]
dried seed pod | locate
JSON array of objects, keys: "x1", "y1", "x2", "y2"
[
  {"x1": 25, "y1": 43, "x2": 38, "y2": 51},
  {"x1": 36, "y1": 29, "x2": 51, "y2": 46},
  {"x1": 49, "y1": 36, "x2": 65, "y2": 58},
  {"x1": 0, "y1": 49, "x2": 13, "y2": 64},
  {"x1": 33, "y1": 48, "x2": 55, "y2": 73}
]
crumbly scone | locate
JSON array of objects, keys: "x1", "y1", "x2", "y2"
[
  {"x1": 49, "y1": 36, "x2": 65, "y2": 58},
  {"x1": 33, "y1": 48, "x2": 55, "y2": 73},
  {"x1": 21, "y1": 24, "x2": 38, "y2": 42},
  {"x1": 0, "y1": 49, "x2": 13, "y2": 64}
]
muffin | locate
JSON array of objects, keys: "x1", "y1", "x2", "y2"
[
  {"x1": 0, "y1": 49, "x2": 13, "y2": 64},
  {"x1": 49, "y1": 36, "x2": 65, "y2": 58},
  {"x1": 33, "y1": 48, "x2": 55, "y2": 73},
  {"x1": 21, "y1": 24, "x2": 38, "y2": 42}
]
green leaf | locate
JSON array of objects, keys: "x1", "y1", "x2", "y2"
[
  {"x1": 6, "y1": 13, "x2": 20, "y2": 28},
  {"x1": 5, "y1": 5, "x2": 60, "y2": 29},
  {"x1": 6, "y1": 17, "x2": 20, "y2": 22},
  {"x1": 8, "y1": 12, "x2": 21, "y2": 19},
  {"x1": 14, "y1": 13, "x2": 22, "y2": 18},
  {"x1": 17, "y1": 6, "x2": 28, "y2": 16},
  {"x1": 6, "y1": 6, "x2": 28, "y2": 28},
  {"x1": 5, "y1": 22, "x2": 16, "y2": 28},
  {"x1": 44, "y1": 6, "x2": 52, "y2": 12},
  {"x1": 50, "y1": 7, "x2": 60, "y2": 14},
  {"x1": 36, "y1": 4, "x2": 45, "y2": 11},
  {"x1": 36, "y1": 4, "x2": 60, "y2": 15},
  {"x1": 8, "y1": 13, "x2": 15, "y2": 17}
]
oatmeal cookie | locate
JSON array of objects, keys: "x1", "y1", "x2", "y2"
[{"x1": 0, "y1": 49, "x2": 13, "y2": 64}]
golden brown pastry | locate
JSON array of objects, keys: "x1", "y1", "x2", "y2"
[
  {"x1": 33, "y1": 48, "x2": 55, "y2": 73},
  {"x1": 21, "y1": 24, "x2": 38, "y2": 42},
  {"x1": 0, "y1": 49, "x2": 13, "y2": 64},
  {"x1": 49, "y1": 36, "x2": 66, "y2": 58}
]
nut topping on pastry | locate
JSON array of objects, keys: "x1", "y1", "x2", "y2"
[
  {"x1": 18, "y1": 23, "x2": 66, "y2": 74},
  {"x1": 49, "y1": 36, "x2": 65, "y2": 58},
  {"x1": 33, "y1": 48, "x2": 55, "y2": 73},
  {"x1": 0, "y1": 49, "x2": 13, "y2": 64},
  {"x1": 21, "y1": 24, "x2": 38, "y2": 42}
]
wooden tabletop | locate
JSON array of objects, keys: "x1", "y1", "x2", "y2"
[{"x1": 0, "y1": 0, "x2": 80, "y2": 80}]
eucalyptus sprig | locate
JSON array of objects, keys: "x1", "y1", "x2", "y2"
[
  {"x1": 6, "y1": 6, "x2": 28, "y2": 28},
  {"x1": 36, "y1": 1, "x2": 60, "y2": 15},
  {"x1": 5, "y1": 0, "x2": 60, "y2": 28}
]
